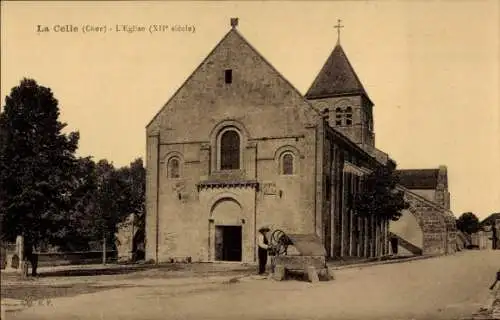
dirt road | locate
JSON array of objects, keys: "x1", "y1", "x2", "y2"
[{"x1": 4, "y1": 250, "x2": 499, "y2": 320}]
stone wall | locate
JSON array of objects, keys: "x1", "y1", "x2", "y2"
[
  {"x1": 145, "y1": 29, "x2": 322, "y2": 263},
  {"x1": 442, "y1": 210, "x2": 458, "y2": 253},
  {"x1": 309, "y1": 96, "x2": 365, "y2": 146}
]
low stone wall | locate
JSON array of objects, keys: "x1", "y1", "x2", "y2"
[
  {"x1": 37, "y1": 251, "x2": 118, "y2": 267},
  {"x1": 1, "y1": 250, "x2": 118, "y2": 269}
]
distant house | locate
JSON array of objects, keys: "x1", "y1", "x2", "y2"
[
  {"x1": 481, "y1": 213, "x2": 500, "y2": 229},
  {"x1": 479, "y1": 213, "x2": 500, "y2": 249}
]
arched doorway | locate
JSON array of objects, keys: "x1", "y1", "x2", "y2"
[{"x1": 210, "y1": 198, "x2": 243, "y2": 262}]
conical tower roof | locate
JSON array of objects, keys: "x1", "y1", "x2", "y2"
[{"x1": 305, "y1": 43, "x2": 370, "y2": 101}]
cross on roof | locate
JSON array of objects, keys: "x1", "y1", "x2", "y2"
[{"x1": 334, "y1": 19, "x2": 344, "y2": 44}]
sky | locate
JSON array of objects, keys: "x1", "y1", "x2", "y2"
[{"x1": 1, "y1": 1, "x2": 499, "y2": 220}]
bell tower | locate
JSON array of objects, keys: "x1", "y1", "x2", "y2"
[{"x1": 305, "y1": 20, "x2": 375, "y2": 151}]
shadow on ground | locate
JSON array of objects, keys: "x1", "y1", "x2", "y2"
[
  {"x1": 1, "y1": 263, "x2": 183, "y2": 280},
  {"x1": 1, "y1": 283, "x2": 143, "y2": 301},
  {"x1": 327, "y1": 254, "x2": 415, "y2": 266},
  {"x1": 36, "y1": 264, "x2": 177, "y2": 278}
]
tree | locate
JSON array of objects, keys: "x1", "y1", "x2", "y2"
[
  {"x1": 121, "y1": 158, "x2": 145, "y2": 227},
  {"x1": 92, "y1": 159, "x2": 140, "y2": 248},
  {"x1": 353, "y1": 161, "x2": 409, "y2": 221},
  {"x1": 57, "y1": 156, "x2": 99, "y2": 251},
  {"x1": 456, "y1": 212, "x2": 480, "y2": 235},
  {"x1": 121, "y1": 158, "x2": 146, "y2": 259},
  {"x1": 0, "y1": 124, "x2": 7, "y2": 242},
  {"x1": 0, "y1": 78, "x2": 79, "y2": 248},
  {"x1": 46, "y1": 156, "x2": 146, "y2": 252}
]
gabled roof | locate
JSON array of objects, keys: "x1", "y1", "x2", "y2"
[
  {"x1": 305, "y1": 43, "x2": 370, "y2": 101},
  {"x1": 394, "y1": 169, "x2": 440, "y2": 190},
  {"x1": 146, "y1": 27, "x2": 319, "y2": 129}
]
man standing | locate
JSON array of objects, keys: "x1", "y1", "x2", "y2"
[{"x1": 257, "y1": 226, "x2": 270, "y2": 275}]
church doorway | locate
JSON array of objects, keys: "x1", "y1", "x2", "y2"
[{"x1": 214, "y1": 226, "x2": 242, "y2": 261}]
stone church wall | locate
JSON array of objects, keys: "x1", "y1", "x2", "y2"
[
  {"x1": 145, "y1": 30, "x2": 322, "y2": 263},
  {"x1": 147, "y1": 127, "x2": 321, "y2": 263},
  {"x1": 308, "y1": 96, "x2": 364, "y2": 145}
]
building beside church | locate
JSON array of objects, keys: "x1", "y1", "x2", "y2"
[
  {"x1": 390, "y1": 167, "x2": 457, "y2": 255},
  {"x1": 145, "y1": 19, "x2": 456, "y2": 264}
]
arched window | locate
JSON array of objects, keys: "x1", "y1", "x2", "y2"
[
  {"x1": 220, "y1": 130, "x2": 240, "y2": 170},
  {"x1": 334, "y1": 106, "x2": 353, "y2": 126},
  {"x1": 345, "y1": 106, "x2": 353, "y2": 125},
  {"x1": 282, "y1": 153, "x2": 294, "y2": 175},
  {"x1": 168, "y1": 158, "x2": 180, "y2": 179},
  {"x1": 335, "y1": 107, "x2": 343, "y2": 126}
]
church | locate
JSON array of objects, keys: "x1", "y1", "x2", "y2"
[{"x1": 145, "y1": 19, "x2": 456, "y2": 264}]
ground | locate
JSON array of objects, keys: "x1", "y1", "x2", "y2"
[{"x1": 2, "y1": 250, "x2": 499, "y2": 320}]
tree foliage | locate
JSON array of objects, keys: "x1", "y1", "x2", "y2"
[
  {"x1": 456, "y1": 212, "x2": 480, "y2": 235},
  {"x1": 353, "y1": 162, "x2": 409, "y2": 221},
  {"x1": 52, "y1": 157, "x2": 146, "y2": 251},
  {"x1": 0, "y1": 79, "x2": 146, "y2": 252},
  {"x1": 58, "y1": 156, "x2": 98, "y2": 250},
  {"x1": 0, "y1": 79, "x2": 79, "y2": 246},
  {"x1": 60, "y1": 157, "x2": 145, "y2": 251}
]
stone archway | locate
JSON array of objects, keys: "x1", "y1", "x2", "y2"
[
  {"x1": 209, "y1": 198, "x2": 244, "y2": 262},
  {"x1": 398, "y1": 187, "x2": 448, "y2": 255},
  {"x1": 210, "y1": 197, "x2": 242, "y2": 224}
]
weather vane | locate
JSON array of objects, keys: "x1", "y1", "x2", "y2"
[{"x1": 334, "y1": 19, "x2": 344, "y2": 44}]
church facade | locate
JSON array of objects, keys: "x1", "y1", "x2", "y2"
[{"x1": 145, "y1": 20, "x2": 455, "y2": 264}]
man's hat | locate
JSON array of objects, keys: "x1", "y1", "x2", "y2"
[{"x1": 258, "y1": 225, "x2": 271, "y2": 232}]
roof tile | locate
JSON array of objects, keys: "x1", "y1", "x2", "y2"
[
  {"x1": 305, "y1": 44, "x2": 368, "y2": 99},
  {"x1": 394, "y1": 169, "x2": 440, "y2": 189}
]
